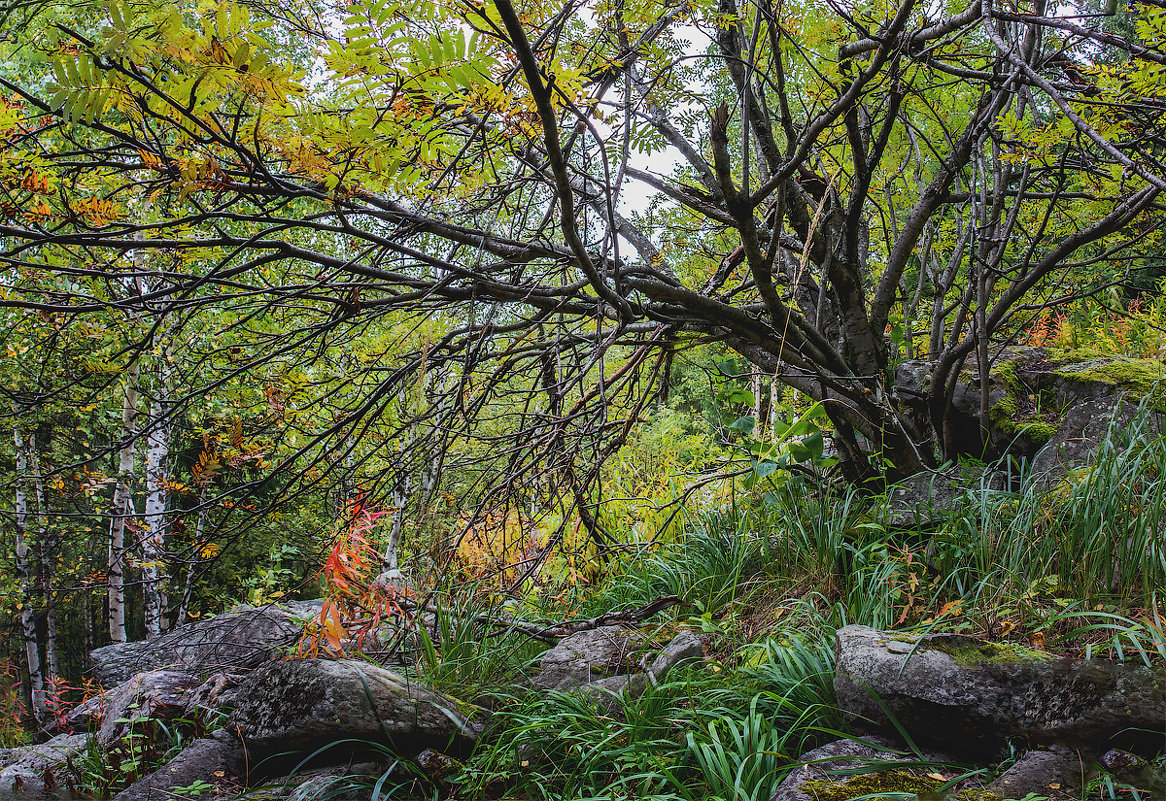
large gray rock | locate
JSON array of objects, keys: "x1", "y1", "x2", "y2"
[
  {"x1": 530, "y1": 626, "x2": 706, "y2": 714},
  {"x1": 228, "y1": 659, "x2": 480, "y2": 766},
  {"x1": 769, "y1": 738, "x2": 911, "y2": 801},
  {"x1": 648, "y1": 630, "x2": 705, "y2": 681},
  {"x1": 578, "y1": 673, "x2": 649, "y2": 716},
  {"x1": 97, "y1": 670, "x2": 202, "y2": 746},
  {"x1": 241, "y1": 762, "x2": 392, "y2": 801},
  {"x1": 988, "y1": 746, "x2": 1085, "y2": 798},
  {"x1": 894, "y1": 347, "x2": 1163, "y2": 475},
  {"x1": 89, "y1": 605, "x2": 313, "y2": 686},
  {"x1": 1032, "y1": 397, "x2": 1139, "y2": 478},
  {"x1": 532, "y1": 629, "x2": 708, "y2": 719},
  {"x1": 0, "y1": 733, "x2": 89, "y2": 801},
  {"x1": 530, "y1": 626, "x2": 649, "y2": 691},
  {"x1": 181, "y1": 671, "x2": 244, "y2": 723},
  {"x1": 834, "y1": 625, "x2": 1166, "y2": 754},
  {"x1": 108, "y1": 732, "x2": 245, "y2": 801},
  {"x1": 885, "y1": 468, "x2": 1008, "y2": 528}
]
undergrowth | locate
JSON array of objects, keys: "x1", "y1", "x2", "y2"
[
  {"x1": 354, "y1": 402, "x2": 1166, "y2": 800},
  {"x1": 19, "y1": 408, "x2": 1166, "y2": 801}
]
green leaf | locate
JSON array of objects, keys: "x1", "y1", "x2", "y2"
[
  {"x1": 753, "y1": 460, "x2": 779, "y2": 478},
  {"x1": 728, "y1": 415, "x2": 755, "y2": 435}
]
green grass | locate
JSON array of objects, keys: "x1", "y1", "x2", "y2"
[
  {"x1": 410, "y1": 587, "x2": 546, "y2": 702},
  {"x1": 229, "y1": 405, "x2": 1166, "y2": 801}
]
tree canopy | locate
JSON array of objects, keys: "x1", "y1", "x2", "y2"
[{"x1": 3, "y1": 0, "x2": 1166, "y2": 582}]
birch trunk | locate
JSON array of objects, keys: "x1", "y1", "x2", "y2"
[
  {"x1": 383, "y1": 469, "x2": 411, "y2": 574},
  {"x1": 108, "y1": 363, "x2": 139, "y2": 644},
  {"x1": 28, "y1": 432, "x2": 59, "y2": 680},
  {"x1": 13, "y1": 425, "x2": 46, "y2": 720},
  {"x1": 141, "y1": 356, "x2": 172, "y2": 639}
]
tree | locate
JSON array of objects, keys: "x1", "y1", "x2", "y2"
[{"x1": 2, "y1": 0, "x2": 1166, "y2": 564}]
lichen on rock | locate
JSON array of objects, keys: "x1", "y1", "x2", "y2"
[
  {"x1": 1054, "y1": 355, "x2": 1166, "y2": 411},
  {"x1": 800, "y1": 769, "x2": 944, "y2": 800},
  {"x1": 918, "y1": 635, "x2": 1054, "y2": 669}
]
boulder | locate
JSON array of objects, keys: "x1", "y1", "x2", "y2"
[
  {"x1": 769, "y1": 738, "x2": 918, "y2": 801},
  {"x1": 228, "y1": 659, "x2": 480, "y2": 769},
  {"x1": 530, "y1": 626, "x2": 649, "y2": 692},
  {"x1": 108, "y1": 731, "x2": 245, "y2": 801},
  {"x1": 0, "y1": 733, "x2": 89, "y2": 801},
  {"x1": 181, "y1": 671, "x2": 244, "y2": 724},
  {"x1": 1032, "y1": 397, "x2": 1140, "y2": 478},
  {"x1": 885, "y1": 468, "x2": 1007, "y2": 529},
  {"x1": 647, "y1": 630, "x2": 705, "y2": 681},
  {"x1": 987, "y1": 746, "x2": 1085, "y2": 798},
  {"x1": 578, "y1": 673, "x2": 648, "y2": 716},
  {"x1": 833, "y1": 625, "x2": 1166, "y2": 755},
  {"x1": 89, "y1": 605, "x2": 314, "y2": 686},
  {"x1": 894, "y1": 347, "x2": 1164, "y2": 476},
  {"x1": 97, "y1": 670, "x2": 202, "y2": 746},
  {"x1": 413, "y1": 748, "x2": 461, "y2": 784},
  {"x1": 241, "y1": 762, "x2": 391, "y2": 801},
  {"x1": 182, "y1": 672, "x2": 245, "y2": 724},
  {"x1": 529, "y1": 627, "x2": 706, "y2": 715}
]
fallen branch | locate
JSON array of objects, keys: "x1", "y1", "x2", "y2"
[{"x1": 505, "y1": 594, "x2": 689, "y2": 642}]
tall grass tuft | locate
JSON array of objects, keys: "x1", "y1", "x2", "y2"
[
  {"x1": 582, "y1": 518, "x2": 765, "y2": 616},
  {"x1": 411, "y1": 587, "x2": 545, "y2": 701},
  {"x1": 684, "y1": 700, "x2": 785, "y2": 801},
  {"x1": 971, "y1": 398, "x2": 1166, "y2": 610}
]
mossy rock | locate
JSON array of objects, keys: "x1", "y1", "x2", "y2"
[
  {"x1": 801, "y1": 769, "x2": 944, "y2": 800},
  {"x1": 982, "y1": 350, "x2": 1166, "y2": 456},
  {"x1": 919, "y1": 635, "x2": 1054, "y2": 669},
  {"x1": 987, "y1": 360, "x2": 1059, "y2": 447},
  {"x1": 949, "y1": 791, "x2": 1005, "y2": 801},
  {"x1": 834, "y1": 625, "x2": 1166, "y2": 756},
  {"x1": 1053, "y1": 355, "x2": 1166, "y2": 411}
]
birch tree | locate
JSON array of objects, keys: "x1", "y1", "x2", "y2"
[
  {"x1": 12, "y1": 424, "x2": 46, "y2": 720},
  {"x1": 107, "y1": 365, "x2": 138, "y2": 644}
]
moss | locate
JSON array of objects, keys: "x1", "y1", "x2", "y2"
[
  {"x1": 801, "y1": 769, "x2": 944, "y2": 800},
  {"x1": 987, "y1": 361, "x2": 1056, "y2": 445},
  {"x1": 1049, "y1": 346, "x2": 1110, "y2": 362},
  {"x1": 921, "y1": 636, "x2": 1053, "y2": 668},
  {"x1": 949, "y1": 791, "x2": 1004, "y2": 801},
  {"x1": 1056, "y1": 358, "x2": 1165, "y2": 391},
  {"x1": 1054, "y1": 356, "x2": 1166, "y2": 412}
]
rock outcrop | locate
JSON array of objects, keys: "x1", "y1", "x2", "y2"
[
  {"x1": 987, "y1": 746, "x2": 1084, "y2": 799},
  {"x1": 228, "y1": 658, "x2": 481, "y2": 768},
  {"x1": 96, "y1": 670, "x2": 202, "y2": 746},
  {"x1": 894, "y1": 346, "x2": 1164, "y2": 472},
  {"x1": 833, "y1": 625, "x2": 1166, "y2": 754},
  {"x1": 0, "y1": 734, "x2": 89, "y2": 801},
  {"x1": 89, "y1": 605, "x2": 316, "y2": 686},
  {"x1": 109, "y1": 731, "x2": 245, "y2": 801},
  {"x1": 530, "y1": 626, "x2": 650, "y2": 692},
  {"x1": 528, "y1": 626, "x2": 707, "y2": 714}
]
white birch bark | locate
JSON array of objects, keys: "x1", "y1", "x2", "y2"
[
  {"x1": 383, "y1": 455, "x2": 411, "y2": 574},
  {"x1": 28, "y1": 432, "x2": 59, "y2": 679},
  {"x1": 141, "y1": 347, "x2": 172, "y2": 639},
  {"x1": 108, "y1": 363, "x2": 139, "y2": 644},
  {"x1": 13, "y1": 425, "x2": 46, "y2": 720}
]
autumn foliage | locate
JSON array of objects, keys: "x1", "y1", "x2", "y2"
[{"x1": 299, "y1": 491, "x2": 411, "y2": 658}]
